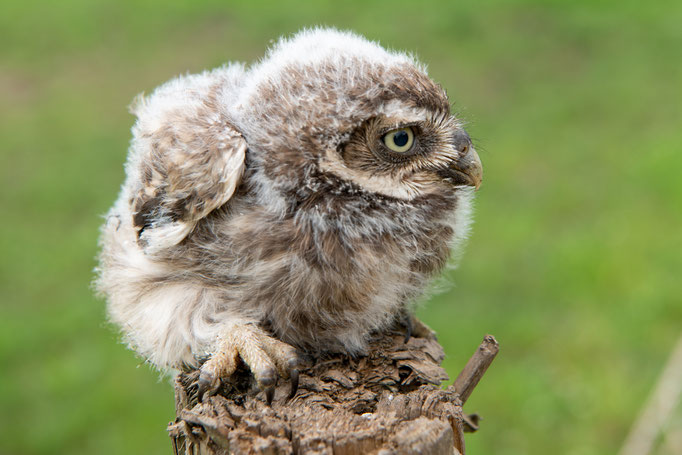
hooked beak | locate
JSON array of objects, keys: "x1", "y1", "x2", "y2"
[{"x1": 437, "y1": 131, "x2": 483, "y2": 190}]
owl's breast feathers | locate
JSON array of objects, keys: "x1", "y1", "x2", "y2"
[{"x1": 175, "y1": 179, "x2": 464, "y2": 352}]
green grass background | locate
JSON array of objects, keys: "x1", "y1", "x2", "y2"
[{"x1": 2, "y1": 1, "x2": 681, "y2": 453}]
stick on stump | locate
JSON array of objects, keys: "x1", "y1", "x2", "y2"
[{"x1": 168, "y1": 329, "x2": 498, "y2": 455}]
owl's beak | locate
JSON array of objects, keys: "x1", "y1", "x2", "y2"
[
  {"x1": 437, "y1": 132, "x2": 483, "y2": 190},
  {"x1": 452, "y1": 146, "x2": 483, "y2": 190}
]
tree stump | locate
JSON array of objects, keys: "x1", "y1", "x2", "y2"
[{"x1": 168, "y1": 329, "x2": 498, "y2": 455}]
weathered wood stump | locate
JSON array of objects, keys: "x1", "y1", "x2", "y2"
[{"x1": 168, "y1": 329, "x2": 498, "y2": 455}]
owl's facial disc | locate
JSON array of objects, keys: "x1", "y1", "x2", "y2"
[
  {"x1": 365, "y1": 116, "x2": 482, "y2": 188},
  {"x1": 318, "y1": 112, "x2": 482, "y2": 200}
]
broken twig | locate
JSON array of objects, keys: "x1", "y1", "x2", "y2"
[{"x1": 452, "y1": 335, "x2": 499, "y2": 405}]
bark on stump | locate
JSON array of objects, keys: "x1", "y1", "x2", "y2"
[{"x1": 168, "y1": 331, "x2": 498, "y2": 455}]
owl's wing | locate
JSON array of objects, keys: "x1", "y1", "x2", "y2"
[{"x1": 127, "y1": 70, "x2": 246, "y2": 254}]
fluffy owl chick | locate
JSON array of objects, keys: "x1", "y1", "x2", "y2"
[{"x1": 96, "y1": 28, "x2": 482, "y2": 402}]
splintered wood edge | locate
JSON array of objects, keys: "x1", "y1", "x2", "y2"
[{"x1": 452, "y1": 335, "x2": 499, "y2": 405}]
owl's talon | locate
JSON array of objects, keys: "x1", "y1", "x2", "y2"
[
  {"x1": 265, "y1": 385, "x2": 275, "y2": 405},
  {"x1": 197, "y1": 372, "x2": 220, "y2": 403},
  {"x1": 404, "y1": 314, "x2": 414, "y2": 343},
  {"x1": 288, "y1": 369, "x2": 299, "y2": 400}
]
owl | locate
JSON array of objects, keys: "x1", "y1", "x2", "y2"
[{"x1": 96, "y1": 28, "x2": 482, "y2": 403}]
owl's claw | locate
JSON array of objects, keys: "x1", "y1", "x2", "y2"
[
  {"x1": 401, "y1": 314, "x2": 437, "y2": 343},
  {"x1": 265, "y1": 385, "x2": 275, "y2": 405},
  {"x1": 197, "y1": 324, "x2": 301, "y2": 404},
  {"x1": 197, "y1": 371, "x2": 221, "y2": 403},
  {"x1": 288, "y1": 368, "x2": 299, "y2": 401},
  {"x1": 404, "y1": 314, "x2": 414, "y2": 344}
]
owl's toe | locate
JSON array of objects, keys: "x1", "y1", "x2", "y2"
[
  {"x1": 258, "y1": 334, "x2": 303, "y2": 400},
  {"x1": 412, "y1": 317, "x2": 438, "y2": 340},
  {"x1": 197, "y1": 340, "x2": 239, "y2": 402}
]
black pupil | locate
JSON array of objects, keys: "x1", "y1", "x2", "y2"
[{"x1": 393, "y1": 130, "x2": 409, "y2": 147}]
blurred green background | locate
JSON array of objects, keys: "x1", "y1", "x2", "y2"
[{"x1": 2, "y1": 0, "x2": 681, "y2": 454}]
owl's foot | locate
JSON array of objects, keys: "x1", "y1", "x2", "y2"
[{"x1": 197, "y1": 324, "x2": 301, "y2": 404}]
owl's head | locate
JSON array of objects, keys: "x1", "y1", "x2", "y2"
[{"x1": 232, "y1": 28, "x2": 481, "y2": 204}]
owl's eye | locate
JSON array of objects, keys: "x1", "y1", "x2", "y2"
[{"x1": 382, "y1": 128, "x2": 415, "y2": 153}]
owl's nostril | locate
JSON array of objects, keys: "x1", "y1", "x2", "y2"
[{"x1": 453, "y1": 130, "x2": 472, "y2": 155}]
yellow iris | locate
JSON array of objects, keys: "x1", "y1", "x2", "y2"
[{"x1": 383, "y1": 127, "x2": 414, "y2": 153}]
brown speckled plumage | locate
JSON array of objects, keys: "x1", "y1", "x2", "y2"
[{"x1": 95, "y1": 28, "x2": 482, "y2": 393}]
